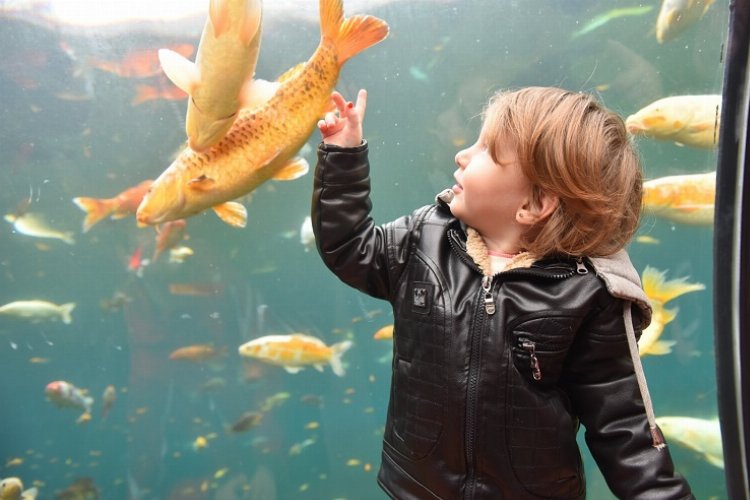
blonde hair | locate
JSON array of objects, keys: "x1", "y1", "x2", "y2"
[{"x1": 482, "y1": 87, "x2": 642, "y2": 257}]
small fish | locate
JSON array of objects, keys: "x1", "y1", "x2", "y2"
[
  {"x1": 635, "y1": 235, "x2": 661, "y2": 245},
  {"x1": 656, "y1": 416, "x2": 723, "y2": 468},
  {"x1": 229, "y1": 411, "x2": 263, "y2": 433},
  {"x1": 136, "y1": 0, "x2": 389, "y2": 228},
  {"x1": 127, "y1": 245, "x2": 146, "y2": 274},
  {"x1": 643, "y1": 171, "x2": 715, "y2": 226},
  {"x1": 131, "y1": 80, "x2": 188, "y2": 105},
  {"x1": 192, "y1": 435, "x2": 209, "y2": 451},
  {"x1": 373, "y1": 324, "x2": 394, "y2": 340},
  {"x1": 89, "y1": 44, "x2": 194, "y2": 79},
  {"x1": 288, "y1": 437, "x2": 316, "y2": 456},
  {"x1": 169, "y1": 344, "x2": 226, "y2": 362},
  {"x1": 656, "y1": 0, "x2": 716, "y2": 43},
  {"x1": 299, "y1": 215, "x2": 315, "y2": 251},
  {"x1": 626, "y1": 95, "x2": 721, "y2": 149},
  {"x1": 572, "y1": 6, "x2": 654, "y2": 38},
  {"x1": 640, "y1": 267, "x2": 705, "y2": 356},
  {"x1": 259, "y1": 392, "x2": 291, "y2": 412},
  {"x1": 4, "y1": 458, "x2": 23, "y2": 468},
  {"x1": 159, "y1": 0, "x2": 263, "y2": 151},
  {"x1": 168, "y1": 282, "x2": 224, "y2": 296},
  {"x1": 54, "y1": 477, "x2": 98, "y2": 500},
  {"x1": 45, "y1": 380, "x2": 93, "y2": 416},
  {"x1": 168, "y1": 245, "x2": 194, "y2": 263},
  {"x1": 73, "y1": 180, "x2": 153, "y2": 232},
  {"x1": 0, "y1": 300, "x2": 76, "y2": 324},
  {"x1": 101, "y1": 385, "x2": 116, "y2": 419},
  {"x1": 4, "y1": 213, "x2": 74, "y2": 244},
  {"x1": 0, "y1": 477, "x2": 38, "y2": 500},
  {"x1": 239, "y1": 334, "x2": 353, "y2": 376}
]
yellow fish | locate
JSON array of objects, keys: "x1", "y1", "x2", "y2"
[
  {"x1": 4, "y1": 213, "x2": 74, "y2": 244},
  {"x1": 626, "y1": 95, "x2": 721, "y2": 149},
  {"x1": 137, "y1": 0, "x2": 389, "y2": 228},
  {"x1": 656, "y1": 416, "x2": 723, "y2": 468},
  {"x1": 159, "y1": 0, "x2": 263, "y2": 151},
  {"x1": 0, "y1": 477, "x2": 38, "y2": 500},
  {"x1": 238, "y1": 334, "x2": 353, "y2": 376},
  {"x1": 373, "y1": 324, "x2": 394, "y2": 340},
  {"x1": 643, "y1": 171, "x2": 715, "y2": 226},
  {"x1": 656, "y1": 0, "x2": 716, "y2": 43},
  {"x1": 0, "y1": 300, "x2": 76, "y2": 324},
  {"x1": 640, "y1": 267, "x2": 705, "y2": 356}
]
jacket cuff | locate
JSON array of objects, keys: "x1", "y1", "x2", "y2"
[{"x1": 315, "y1": 140, "x2": 369, "y2": 185}]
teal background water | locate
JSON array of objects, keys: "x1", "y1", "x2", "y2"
[{"x1": 0, "y1": 0, "x2": 728, "y2": 498}]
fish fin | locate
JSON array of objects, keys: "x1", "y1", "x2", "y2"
[
  {"x1": 313, "y1": 364, "x2": 325, "y2": 372},
  {"x1": 283, "y1": 365, "x2": 303, "y2": 374},
  {"x1": 272, "y1": 157, "x2": 309, "y2": 181},
  {"x1": 239, "y1": 0, "x2": 262, "y2": 46},
  {"x1": 22, "y1": 487, "x2": 39, "y2": 500},
  {"x1": 212, "y1": 202, "x2": 247, "y2": 228},
  {"x1": 321, "y1": 0, "x2": 389, "y2": 65},
  {"x1": 329, "y1": 340, "x2": 353, "y2": 377},
  {"x1": 239, "y1": 79, "x2": 280, "y2": 110},
  {"x1": 276, "y1": 62, "x2": 306, "y2": 83},
  {"x1": 158, "y1": 48, "x2": 200, "y2": 95},
  {"x1": 706, "y1": 454, "x2": 724, "y2": 469},
  {"x1": 72, "y1": 197, "x2": 114, "y2": 232},
  {"x1": 62, "y1": 231, "x2": 76, "y2": 245},
  {"x1": 187, "y1": 174, "x2": 217, "y2": 191},
  {"x1": 60, "y1": 302, "x2": 76, "y2": 324},
  {"x1": 209, "y1": 0, "x2": 231, "y2": 37},
  {"x1": 644, "y1": 339, "x2": 677, "y2": 356},
  {"x1": 641, "y1": 266, "x2": 706, "y2": 304}
]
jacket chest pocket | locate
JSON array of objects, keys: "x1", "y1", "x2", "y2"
[
  {"x1": 506, "y1": 313, "x2": 584, "y2": 498},
  {"x1": 388, "y1": 271, "x2": 448, "y2": 459},
  {"x1": 510, "y1": 314, "x2": 579, "y2": 387}
]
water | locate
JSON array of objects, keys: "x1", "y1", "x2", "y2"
[{"x1": 0, "y1": 0, "x2": 729, "y2": 498}]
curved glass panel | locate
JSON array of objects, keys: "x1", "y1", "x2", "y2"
[{"x1": 0, "y1": 1, "x2": 730, "y2": 498}]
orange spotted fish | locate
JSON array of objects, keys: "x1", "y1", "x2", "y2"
[
  {"x1": 136, "y1": 0, "x2": 389, "y2": 228},
  {"x1": 238, "y1": 334, "x2": 352, "y2": 376},
  {"x1": 642, "y1": 171, "x2": 715, "y2": 226},
  {"x1": 73, "y1": 180, "x2": 153, "y2": 232}
]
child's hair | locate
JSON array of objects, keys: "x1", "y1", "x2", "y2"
[{"x1": 481, "y1": 86, "x2": 642, "y2": 257}]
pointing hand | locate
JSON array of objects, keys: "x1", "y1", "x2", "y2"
[{"x1": 317, "y1": 89, "x2": 367, "y2": 148}]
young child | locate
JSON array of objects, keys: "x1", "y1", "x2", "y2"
[{"x1": 312, "y1": 87, "x2": 694, "y2": 499}]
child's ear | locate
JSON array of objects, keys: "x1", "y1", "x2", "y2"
[{"x1": 516, "y1": 191, "x2": 559, "y2": 225}]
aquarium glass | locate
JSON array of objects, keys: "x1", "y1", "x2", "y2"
[{"x1": 0, "y1": 0, "x2": 729, "y2": 498}]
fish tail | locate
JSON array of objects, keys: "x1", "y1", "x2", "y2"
[
  {"x1": 642, "y1": 266, "x2": 706, "y2": 305},
  {"x1": 72, "y1": 197, "x2": 114, "y2": 232},
  {"x1": 320, "y1": 0, "x2": 389, "y2": 65},
  {"x1": 329, "y1": 340, "x2": 353, "y2": 377},
  {"x1": 60, "y1": 302, "x2": 76, "y2": 324},
  {"x1": 62, "y1": 231, "x2": 76, "y2": 245}
]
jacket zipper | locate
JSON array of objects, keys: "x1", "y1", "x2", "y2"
[
  {"x1": 520, "y1": 339, "x2": 542, "y2": 380},
  {"x1": 464, "y1": 283, "x2": 487, "y2": 499}
]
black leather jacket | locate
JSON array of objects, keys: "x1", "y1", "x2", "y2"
[{"x1": 312, "y1": 142, "x2": 693, "y2": 499}]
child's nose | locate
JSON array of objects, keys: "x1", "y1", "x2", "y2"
[{"x1": 455, "y1": 150, "x2": 467, "y2": 168}]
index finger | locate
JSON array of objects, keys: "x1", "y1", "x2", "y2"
[{"x1": 331, "y1": 91, "x2": 348, "y2": 114}]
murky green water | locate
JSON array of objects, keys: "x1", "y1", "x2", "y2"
[{"x1": 0, "y1": 0, "x2": 728, "y2": 498}]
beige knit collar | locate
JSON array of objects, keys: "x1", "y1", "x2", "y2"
[{"x1": 465, "y1": 227, "x2": 536, "y2": 276}]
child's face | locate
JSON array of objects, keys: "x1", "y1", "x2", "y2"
[{"x1": 450, "y1": 134, "x2": 532, "y2": 244}]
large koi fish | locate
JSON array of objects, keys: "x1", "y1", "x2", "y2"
[{"x1": 137, "y1": 0, "x2": 389, "y2": 228}]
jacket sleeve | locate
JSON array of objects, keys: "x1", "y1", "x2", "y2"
[
  {"x1": 562, "y1": 297, "x2": 694, "y2": 499},
  {"x1": 311, "y1": 141, "x2": 417, "y2": 301}
]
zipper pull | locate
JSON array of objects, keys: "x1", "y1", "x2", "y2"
[
  {"x1": 576, "y1": 257, "x2": 588, "y2": 275},
  {"x1": 520, "y1": 340, "x2": 542, "y2": 380},
  {"x1": 481, "y1": 275, "x2": 495, "y2": 315}
]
